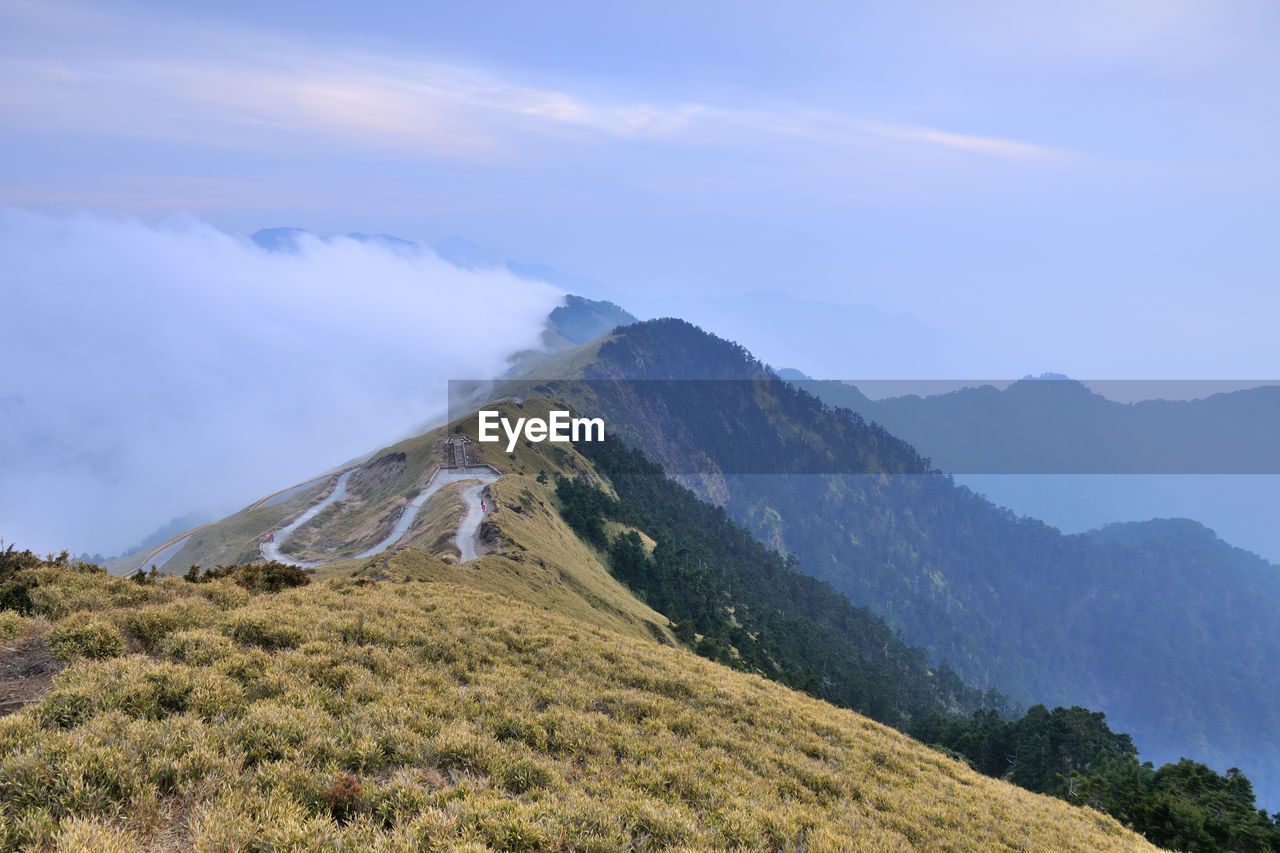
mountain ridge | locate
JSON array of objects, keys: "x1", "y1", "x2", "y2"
[{"x1": 496, "y1": 318, "x2": 1280, "y2": 806}]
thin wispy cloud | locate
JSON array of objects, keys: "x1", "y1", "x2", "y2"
[
  {"x1": 0, "y1": 8, "x2": 1064, "y2": 167},
  {"x1": 723, "y1": 107, "x2": 1067, "y2": 164},
  {"x1": 865, "y1": 122, "x2": 1064, "y2": 162},
  {"x1": 0, "y1": 54, "x2": 703, "y2": 154}
]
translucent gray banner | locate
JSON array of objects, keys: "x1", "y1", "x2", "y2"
[{"x1": 449, "y1": 378, "x2": 1280, "y2": 474}]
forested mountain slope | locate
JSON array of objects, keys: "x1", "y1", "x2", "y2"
[{"x1": 514, "y1": 318, "x2": 1280, "y2": 806}]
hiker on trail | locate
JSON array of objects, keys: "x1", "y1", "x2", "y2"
[{"x1": 481, "y1": 500, "x2": 486, "y2": 511}]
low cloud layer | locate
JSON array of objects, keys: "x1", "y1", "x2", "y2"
[{"x1": 1, "y1": 209, "x2": 561, "y2": 556}]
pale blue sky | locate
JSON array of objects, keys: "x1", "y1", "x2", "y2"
[{"x1": 2, "y1": 0, "x2": 1278, "y2": 377}]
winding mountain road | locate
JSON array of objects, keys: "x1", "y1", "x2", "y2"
[
  {"x1": 259, "y1": 470, "x2": 355, "y2": 567},
  {"x1": 123, "y1": 470, "x2": 351, "y2": 575},
  {"x1": 263, "y1": 465, "x2": 500, "y2": 568},
  {"x1": 120, "y1": 462, "x2": 502, "y2": 577}
]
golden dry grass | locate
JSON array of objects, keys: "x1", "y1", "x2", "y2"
[
  {"x1": 318, "y1": 468, "x2": 674, "y2": 647},
  {"x1": 306, "y1": 400, "x2": 673, "y2": 646},
  {"x1": 399, "y1": 483, "x2": 468, "y2": 560},
  {"x1": 0, "y1": 564, "x2": 1159, "y2": 852}
]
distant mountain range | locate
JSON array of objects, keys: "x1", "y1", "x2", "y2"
[
  {"x1": 775, "y1": 372, "x2": 1280, "y2": 564},
  {"x1": 792, "y1": 375, "x2": 1280, "y2": 473}
]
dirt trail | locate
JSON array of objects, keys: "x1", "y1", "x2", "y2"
[
  {"x1": 455, "y1": 481, "x2": 491, "y2": 562},
  {"x1": 0, "y1": 636, "x2": 58, "y2": 717}
]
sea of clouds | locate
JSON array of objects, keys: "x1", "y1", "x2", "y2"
[{"x1": 0, "y1": 209, "x2": 562, "y2": 556}]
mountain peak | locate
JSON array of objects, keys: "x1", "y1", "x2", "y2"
[
  {"x1": 249, "y1": 226, "x2": 311, "y2": 252},
  {"x1": 1085, "y1": 517, "x2": 1219, "y2": 547},
  {"x1": 547, "y1": 295, "x2": 638, "y2": 345}
]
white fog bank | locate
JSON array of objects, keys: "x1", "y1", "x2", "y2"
[{"x1": 0, "y1": 209, "x2": 562, "y2": 556}]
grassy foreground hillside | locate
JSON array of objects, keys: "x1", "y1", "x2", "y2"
[{"x1": 0, "y1": 558, "x2": 1157, "y2": 851}]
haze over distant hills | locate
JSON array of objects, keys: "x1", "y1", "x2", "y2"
[
  {"x1": 794, "y1": 376, "x2": 1280, "y2": 474},
  {"x1": 631, "y1": 290, "x2": 1011, "y2": 379},
  {"x1": 782, "y1": 374, "x2": 1280, "y2": 563},
  {"x1": 430, "y1": 235, "x2": 626, "y2": 303},
  {"x1": 427, "y1": 236, "x2": 985, "y2": 380},
  {"x1": 264, "y1": 229, "x2": 1012, "y2": 380}
]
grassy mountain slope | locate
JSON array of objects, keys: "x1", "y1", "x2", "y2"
[
  {"x1": 331, "y1": 460, "x2": 678, "y2": 647},
  {"x1": 194, "y1": 399, "x2": 679, "y2": 648},
  {"x1": 165, "y1": 478, "x2": 339, "y2": 569},
  {"x1": 160, "y1": 396, "x2": 1007, "y2": 733},
  {"x1": 0, "y1": 557, "x2": 1156, "y2": 851}
]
